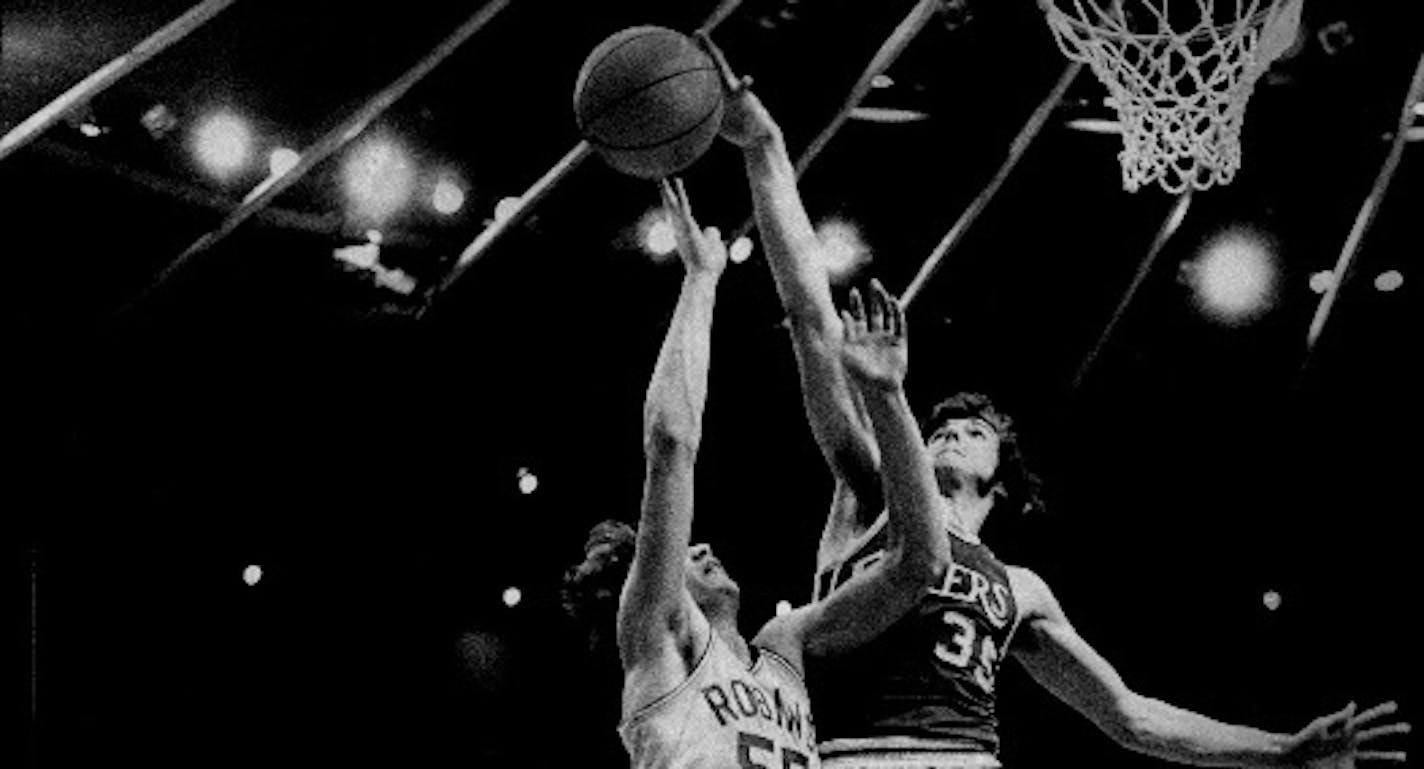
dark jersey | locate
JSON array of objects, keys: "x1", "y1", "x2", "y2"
[{"x1": 807, "y1": 517, "x2": 1019, "y2": 755}]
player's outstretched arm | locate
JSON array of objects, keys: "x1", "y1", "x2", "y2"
[
  {"x1": 837, "y1": 279, "x2": 949, "y2": 584},
  {"x1": 700, "y1": 33, "x2": 882, "y2": 561},
  {"x1": 757, "y1": 280, "x2": 949, "y2": 668},
  {"x1": 1009, "y1": 568, "x2": 1411, "y2": 768},
  {"x1": 617, "y1": 178, "x2": 727, "y2": 674}
]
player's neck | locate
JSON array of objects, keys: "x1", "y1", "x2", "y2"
[
  {"x1": 709, "y1": 614, "x2": 751, "y2": 666},
  {"x1": 940, "y1": 486, "x2": 992, "y2": 541}
]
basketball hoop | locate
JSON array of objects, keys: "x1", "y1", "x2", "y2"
[{"x1": 1041, "y1": 0, "x2": 1302, "y2": 193}]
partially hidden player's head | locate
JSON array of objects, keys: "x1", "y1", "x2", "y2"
[
  {"x1": 562, "y1": 520, "x2": 741, "y2": 650},
  {"x1": 924, "y1": 391, "x2": 1042, "y2": 516},
  {"x1": 563, "y1": 519, "x2": 637, "y2": 653}
]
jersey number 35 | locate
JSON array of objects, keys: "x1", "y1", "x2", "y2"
[{"x1": 934, "y1": 609, "x2": 999, "y2": 693}]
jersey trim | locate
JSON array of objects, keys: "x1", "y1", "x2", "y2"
[
  {"x1": 1000, "y1": 567, "x2": 1027, "y2": 654},
  {"x1": 753, "y1": 644, "x2": 808, "y2": 690},
  {"x1": 819, "y1": 736, "x2": 1001, "y2": 766}
]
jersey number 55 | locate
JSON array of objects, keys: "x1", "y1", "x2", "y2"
[{"x1": 737, "y1": 731, "x2": 810, "y2": 769}]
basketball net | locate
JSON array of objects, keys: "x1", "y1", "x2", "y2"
[{"x1": 1041, "y1": 0, "x2": 1302, "y2": 193}]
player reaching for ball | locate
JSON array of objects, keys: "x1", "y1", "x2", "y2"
[
  {"x1": 698, "y1": 31, "x2": 1412, "y2": 769},
  {"x1": 561, "y1": 177, "x2": 956, "y2": 769}
]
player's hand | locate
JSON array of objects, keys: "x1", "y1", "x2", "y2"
[
  {"x1": 840, "y1": 279, "x2": 907, "y2": 391},
  {"x1": 659, "y1": 177, "x2": 726, "y2": 277},
  {"x1": 1281, "y1": 701, "x2": 1409, "y2": 769},
  {"x1": 720, "y1": 83, "x2": 781, "y2": 148},
  {"x1": 693, "y1": 30, "x2": 781, "y2": 148}
]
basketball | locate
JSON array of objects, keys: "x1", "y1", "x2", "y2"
[{"x1": 573, "y1": 26, "x2": 724, "y2": 179}]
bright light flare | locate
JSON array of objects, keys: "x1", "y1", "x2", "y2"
[
  {"x1": 269, "y1": 147, "x2": 299, "y2": 177},
  {"x1": 729, "y1": 236, "x2": 754, "y2": 264},
  {"x1": 1065, "y1": 118, "x2": 1122, "y2": 134},
  {"x1": 374, "y1": 265, "x2": 416, "y2": 295},
  {"x1": 192, "y1": 110, "x2": 253, "y2": 179},
  {"x1": 1374, "y1": 270, "x2": 1403, "y2": 292},
  {"x1": 333, "y1": 242, "x2": 380, "y2": 269},
  {"x1": 816, "y1": 219, "x2": 870, "y2": 281},
  {"x1": 494, "y1": 197, "x2": 521, "y2": 222},
  {"x1": 1309, "y1": 270, "x2": 1334, "y2": 294},
  {"x1": 1187, "y1": 230, "x2": 1278, "y2": 325},
  {"x1": 638, "y1": 209, "x2": 677, "y2": 260},
  {"x1": 517, "y1": 467, "x2": 538, "y2": 495},
  {"x1": 342, "y1": 137, "x2": 415, "y2": 222},
  {"x1": 432, "y1": 177, "x2": 466, "y2": 215}
]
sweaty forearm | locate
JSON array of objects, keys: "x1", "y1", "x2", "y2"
[
  {"x1": 857, "y1": 384, "x2": 943, "y2": 569},
  {"x1": 643, "y1": 271, "x2": 721, "y2": 450},
  {"x1": 743, "y1": 140, "x2": 827, "y2": 321},
  {"x1": 1121, "y1": 693, "x2": 1290, "y2": 768}
]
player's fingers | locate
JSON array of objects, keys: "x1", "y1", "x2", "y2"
[
  {"x1": 658, "y1": 177, "x2": 677, "y2": 211},
  {"x1": 840, "y1": 310, "x2": 859, "y2": 337},
  {"x1": 880, "y1": 284, "x2": 900, "y2": 338},
  {"x1": 665, "y1": 181, "x2": 700, "y2": 241},
  {"x1": 1352, "y1": 702, "x2": 1398, "y2": 727},
  {"x1": 703, "y1": 226, "x2": 722, "y2": 250},
  {"x1": 1357, "y1": 723, "x2": 1411, "y2": 742},
  {"x1": 866, "y1": 282, "x2": 886, "y2": 332},
  {"x1": 1327, "y1": 702, "x2": 1358, "y2": 727},
  {"x1": 879, "y1": 284, "x2": 896, "y2": 338},
  {"x1": 848, "y1": 288, "x2": 865, "y2": 324},
  {"x1": 675, "y1": 177, "x2": 692, "y2": 214},
  {"x1": 871, "y1": 279, "x2": 902, "y2": 338},
  {"x1": 1311, "y1": 705, "x2": 1351, "y2": 737},
  {"x1": 1354, "y1": 751, "x2": 1408, "y2": 762}
]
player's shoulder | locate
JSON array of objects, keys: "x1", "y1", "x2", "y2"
[
  {"x1": 1005, "y1": 564, "x2": 1060, "y2": 621},
  {"x1": 750, "y1": 611, "x2": 809, "y2": 677}
]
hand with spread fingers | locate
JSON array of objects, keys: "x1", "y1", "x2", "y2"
[
  {"x1": 659, "y1": 177, "x2": 726, "y2": 277},
  {"x1": 1284, "y1": 700, "x2": 1410, "y2": 769},
  {"x1": 839, "y1": 279, "x2": 908, "y2": 392}
]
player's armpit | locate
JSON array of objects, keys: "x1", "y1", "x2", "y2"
[
  {"x1": 616, "y1": 446, "x2": 703, "y2": 667},
  {"x1": 617, "y1": 562, "x2": 708, "y2": 676}
]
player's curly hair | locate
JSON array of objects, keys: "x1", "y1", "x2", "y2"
[
  {"x1": 561, "y1": 519, "x2": 637, "y2": 654},
  {"x1": 925, "y1": 391, "x2": 1044, "y2": 516}
]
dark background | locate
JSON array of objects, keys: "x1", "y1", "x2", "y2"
[{"x1": 7, "y1": 1, "x2": 1418, "y2": 767}]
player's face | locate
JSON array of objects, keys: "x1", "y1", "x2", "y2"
[
  {"x1": 927, "y1": 417, "x2": 1001, "y2": 486},
  {"x1": 685, "y1": 543, "x2": 739, "y2": 607}
]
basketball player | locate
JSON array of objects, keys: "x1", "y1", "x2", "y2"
[
  {"x1": 708, "y1": 51, "x2": 1411, "y2": 769},
  {"x1": 562, "y1": 178, "x2": 953, "y2": 769}
]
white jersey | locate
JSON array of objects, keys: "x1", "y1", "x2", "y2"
[{"x1": 619, "y1": 632, "x2": 820, "y2": 769}]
